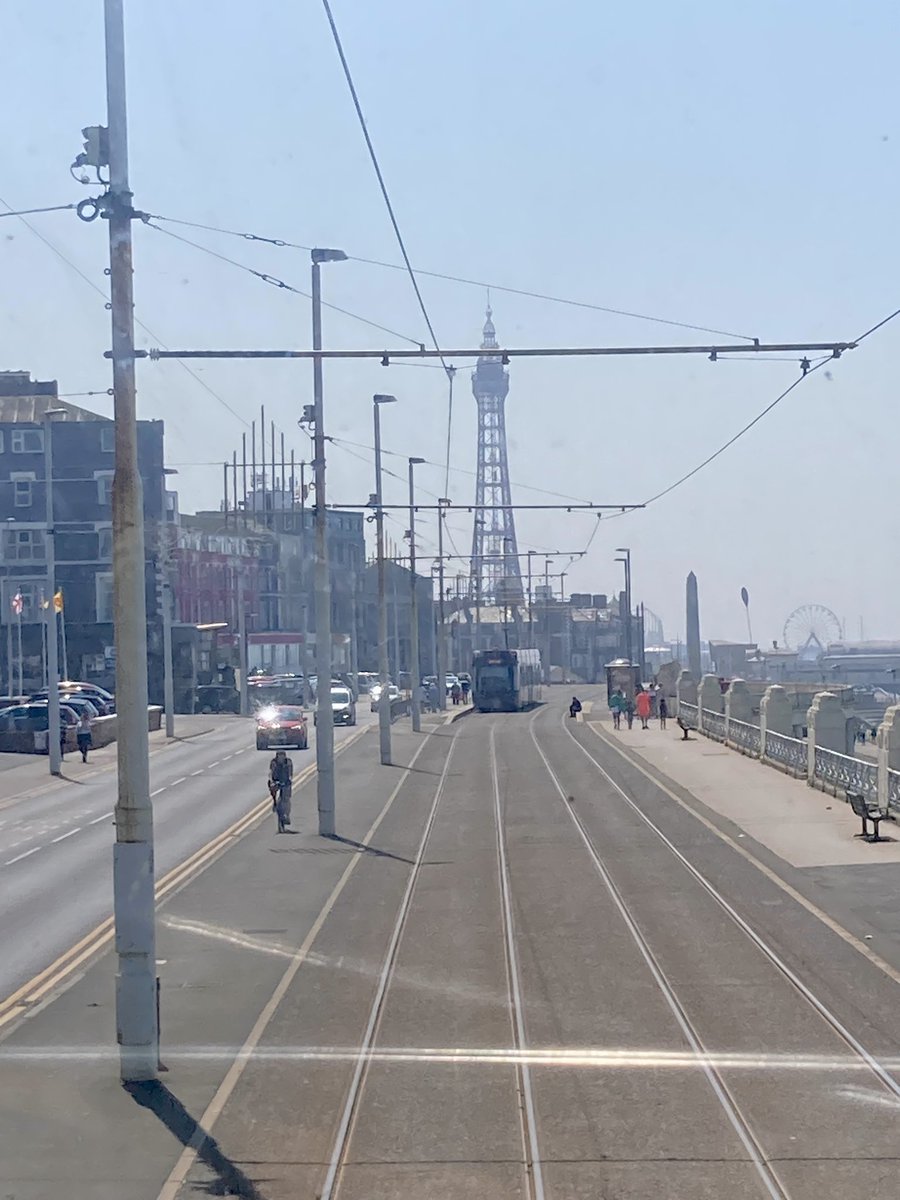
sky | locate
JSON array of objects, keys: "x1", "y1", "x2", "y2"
[{"x1": 3, "y1": 0, "x2": 899, "y2": 647}]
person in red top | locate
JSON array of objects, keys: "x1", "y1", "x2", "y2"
[{"x1": 635, "y1": 688, "x2": 652, "y2": 730}]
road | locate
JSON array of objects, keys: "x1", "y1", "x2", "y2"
[
  {"x1": 0, "y1": 710, "x2": 372, "y2": 1003},
  {"x1": 2, "y1": 693, "x2": 899, "y2": 1199}
]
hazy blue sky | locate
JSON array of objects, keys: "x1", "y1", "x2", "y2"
[{"x1": 4, "y1": 1, "x2": 898, "y2": 646}]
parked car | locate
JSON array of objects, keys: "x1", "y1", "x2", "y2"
[
  {"x1": 445, "y1": 673, "x2": 459, "y2": 695},
  {"x1": 0, "y1": 702, "x2": 78, "y2": 733},
  {"x1": 369, "y1": 682, "x2": 400, "y2": 712},
  {"x1": 30, "y1": 690, "x2": 106, "y2": 717},
  {"x1": 60, "y1": 681, "x2": 115, "y2": 706},
  {"x1": 194, "y1": 685, "x2": 241, "y2": 714},
  {"x1": 316, "y1": 686, "x2": 357, "y2": 726},
  {"x1": 255, "y1": 704, "x2": 309, "y2": 751}
]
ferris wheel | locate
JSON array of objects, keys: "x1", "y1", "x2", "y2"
[{"x1": 783, "y1": 604, "x2": 842, "y2": 656}]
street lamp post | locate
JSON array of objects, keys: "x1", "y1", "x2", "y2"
[
  {"x1": 526, "y1": 550, "x2": 536, "y2": 649},
  {"x1": 544, "y1": 557, "x2": 553, "y2": 684},
  {"x1": 407, "y1": 456, "x2": 425, "y2": 732},
  {"x1": 437, "y1": 499, "x2": 450, "y2": 710},
  {"x1": 373, "y1": 394, "x2": 396, "y2": 764},
  {"x1": 311, "y1": 247, "x2": 347, "y2": 836},
  {"x1": 43, "y1": 408, "x2": 66, "y2": 776},
  {"x1": 615, "y1": 547, "x2": 633, "y2": 665}
]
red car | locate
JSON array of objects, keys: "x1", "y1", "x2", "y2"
[{"x1": 255, "y1": 704, "x2": 309, "y2": 751}]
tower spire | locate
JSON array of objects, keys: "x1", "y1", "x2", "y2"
[{"x1": 469, "y1": 305, "x2": 522, "y2": 613}]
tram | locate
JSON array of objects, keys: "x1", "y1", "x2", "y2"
[{"x1": 472, "y1": 648, "x2": 542, "y2": 712}]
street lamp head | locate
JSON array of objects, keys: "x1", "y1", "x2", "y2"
[
  {"x1": 615, "y1": 546, "x2": 629, "y2": 554},
  {"x1": 311, "y1": 248, "x2": 347, "y2": 264},
  {"x1": 373, "y1": 394, "x2": 397, "y2": 405},
  {"x1": 438, "y1": 497, "x2": 451, "y2": 506},
  {"x1": 408, "y1": 456, "x2": 426, "y2": 466}
]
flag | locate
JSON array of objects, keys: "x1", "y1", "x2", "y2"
[
  {"x1": 11, "y1": 592, "x2": 23, "y2": 617},
  {"x1": 53, "y1": 590, "x2": 64, "y2": 613}
]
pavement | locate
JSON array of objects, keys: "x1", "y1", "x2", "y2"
[{"x1": 2, "y1": 689, "x2": 900, "y2": 1198}]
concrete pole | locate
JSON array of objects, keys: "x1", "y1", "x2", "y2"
[
  {"x1": 43, "y1": 413, "x2": 61, "y2": 775},
  {"x1": 160, "y1": 474, "x2": 174, "y2": 737},
  {"x1": 237, "y1": 578, "x2": 248, "y2": 717},
  {"x1": 349, "y1": 571, "x2": 359, "y2": 699},
  {"x1": 162, "y1": 582, "x2": 174, "y2": 737},
  {"x1": 544, "y1": 557, "x2": 553, "y2": 684},
  {"x1": 311, "y1": 252, "x2": 342, "y2": 836},
  {"x1": 437, "y1": 501, "x2": 448, "y2": 710},
  {"x1": 374, "y1": 396, "x2": 392, "y2": 764},
  {"x1": 105, "y1": 0, "x2": 157, "y2": 1083},
  {"x1": 408, "y1": 458, "x2": 423, "y2": 732}
]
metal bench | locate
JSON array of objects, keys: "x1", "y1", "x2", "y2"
[{"x1": 846, "y1": 790, "x2": 888, "y2": 843}]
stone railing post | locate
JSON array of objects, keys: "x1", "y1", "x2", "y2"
[
  {"x1": 877, "y1": 704, "x2": 900, "y2": 811},
  {"x1": 676, "y1": 669, "x2": 697, "y2": 716},
  {"x1": 807, "y1": 691, "x2": 845, "y2": 786},
  {"x1": 698, "y1": 674, "x2": 724, "y2": 734},
  {"x1": 725, "y1": 678, "x2": 752, "y2": 746},
  {"x1": 760, "y1": 684, "x2": 792, "y2": 763}
]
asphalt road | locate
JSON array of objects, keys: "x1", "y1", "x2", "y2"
[
  {"x1": 0, "y1": 710, "x2": 373, "y2": 1003},
  {"x1": 2, "y1": 695, "x2": 900, "y2": 1199}
]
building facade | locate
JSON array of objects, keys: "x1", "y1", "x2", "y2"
[{"x1": 0, "y1": 372, "x2": 164, "y2": 695}]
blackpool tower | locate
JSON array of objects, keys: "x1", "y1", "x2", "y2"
[{"x1": 469, "y1": 307, "x2": 523, "y2": 606}]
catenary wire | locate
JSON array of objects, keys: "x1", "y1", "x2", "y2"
[
  {"x1": 143, "y1": 220, "x2": 424, "y2": 346},
  {"x1": 147, "y1": 212, "x2": 756, "y2": 342},
  {"x1": 0, "y1": 203, "x2": 77, "y2": 219}
]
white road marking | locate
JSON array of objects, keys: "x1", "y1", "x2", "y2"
[
  {"x1": 190, "y1": 769, "x2": 203, "y2": 777},
  {"x1": 5, "y1": 847, "x2": 40, "y2": 865},
  {"x1": 89, "y1": 812, "x2": 112, "y2": 825},
  {"x1": 150, "y1": 787, "x2": 167, "y2": 797},
  {"x1": 51, "y1": 828, "x2": 80, "y2": 844},
  {"x1": 171, "y1": 777, "x2": 187, "y2": 786},
  {"x1": 208, "y1": 760, "x2": 221, "y2": 768}
]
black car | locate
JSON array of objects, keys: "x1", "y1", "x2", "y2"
[{"x1": 194, "y1": 685, "x2": 241, "y2": 714}]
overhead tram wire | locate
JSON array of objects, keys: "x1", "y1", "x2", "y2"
[
  {"x1": 603, "y1": 302, "x2": 900, "y2": 518},
  {"x1": 147, "y1": 212, "x2": 759, "y2": 343},
  {"x1": 143, "y1": 220, "x2": 426, "y2": 347},
  {"x1": 0, "y1": 203, "x2": 77, "y2": 219},
  {"x1": 0, "y1": 195, "x2": 250, "y2": 431}
]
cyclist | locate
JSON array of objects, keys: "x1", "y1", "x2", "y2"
[{"x1": 268, "y1": 749, "x2": 294, "y2": 833}]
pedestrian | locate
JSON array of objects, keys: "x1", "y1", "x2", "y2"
[
  {"x1": 428, "y1": 682, "x2": 439, "y2": 712},
  {"x1": 59, "y1": 718, "x2": 68, "y2": 760},
  {"x1": 658, "y1": 694, "x2": 668, "y2": 729},
  {"x1": 609, "y1": 687, "x2": 625, "y2": 730},
  {"x1": 625, "y1": 697, "x2": 635, "y2": 730},
  {"x1": 636, "y1": 688, "x2": 651, "y2": 730},
  {"x1": 451, "y1": 682, "x2": 461, "y2": 706},
  {"x1": 461, "y1": 678, "x2": 471, "y2": 702},
  {"x1": 76, "y1": 710, "x2": 93, "y2": 762},
  {"x1": 569, "y1": 695, "x2": 582, "y2": 718}
]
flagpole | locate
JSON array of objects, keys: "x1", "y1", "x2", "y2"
[
  {"x1": 17, "y1": 609, "x2": 23, "y2": 697},
  {"x1": 59, "y1": 595, "x2": 68, "y2": 681}
]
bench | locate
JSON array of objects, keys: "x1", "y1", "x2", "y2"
[
  {"x1": 676, "y1": 716, "x2": 693, "y2": 741},
  {"x1": 846, "y1": 790, "x2": 888, "y2": 843}
]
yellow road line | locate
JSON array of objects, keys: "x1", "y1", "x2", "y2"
[
  {"x1": 0, "y1": 725, "x2": 369, "y2": 1031},
  {"x1": 587, "y1": 719, "x2": 900, "y2": 989}
]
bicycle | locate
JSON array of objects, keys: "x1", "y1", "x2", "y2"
[{"x1": 271, "y1": 780, "x2": 293, "y2": 833}]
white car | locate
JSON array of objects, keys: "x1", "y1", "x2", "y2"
[{"x1": 370, "y1": 683, "x2": 400, "y2": 712}]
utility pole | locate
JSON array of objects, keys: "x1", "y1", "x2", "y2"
[
  {"x1": 160, "y1": 471, "x2": 174, "y2": 738},
  {"x1": 526, "y1": 550, "x2": 535, "y2": 649},
  {"x1": 373, "y1": 394, "x2": 395, "y2": 765},
  {"x1": 311, "y1": 248, "x2": 346, "y2": 835},
  {"x1": 616, "y1": 547, "x2": 633, "y2": 665},
  {"x1": 237, "y1": 577, "x2": 248, "y2": 717},
  {"x1": 437, "y1": 499, "x2": 450, "y2": 710},
  {"x1": 544, "y1": 557, "x2": 553, "y2": 684},
  {"x1": 43, "y1": 410, "x2": 63, "y2": 776},
  {"x1": 408, "y1": 456, "x2": 425, "y2": 732},
  {"x1": 104, "y1": 0, "x2": 158, "y2": 1082}
]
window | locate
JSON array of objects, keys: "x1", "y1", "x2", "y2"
[
  {"x1": 95, "y1": 471, "x2": 114, "y2": 506},
  {"x1": 12, "y1": 473, "x2": 35, "y2": 508},
  {"x1": 11, "y1": 429, "x2": 43, "y2": 454},
  {"x1": 100, "y1": 425, "x2": 115, "y2": 453},
  {"x1": 96, "y1": 572, "x2": 114, "y2": 622},
  {"x1": 98, "y1": 526, "x2": 113, "y2": 560},
  {"x1": 2, "y1": 528, "x2": 45, "y2": 561}
]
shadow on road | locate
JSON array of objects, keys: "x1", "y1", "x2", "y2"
[
  {"x1": 327, "y1": 833, "x2": 417, "y2": 864},
  {"x1": 126, "y1": 1080, "x2": 268, "y2": 1199}
]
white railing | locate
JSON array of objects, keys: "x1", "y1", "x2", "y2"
[
  {"x1": 812, "y1": 746, "x2": 879, "y2": 801},
  {"x1": 728, "y1": 717, "x2": 761, "y2": 757},
  {"x1": 678, "y1": 700, "x2": 698, "y2": 727},
  {"x1": 763, "y1": 729, "x2": 807, "y2": 776},
  {"x1": 703, "y1": 709, "x2": 726, "y2": 741},
  {"x1": 888, "y1": 769, "x2": 900, "y2": 814}
]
